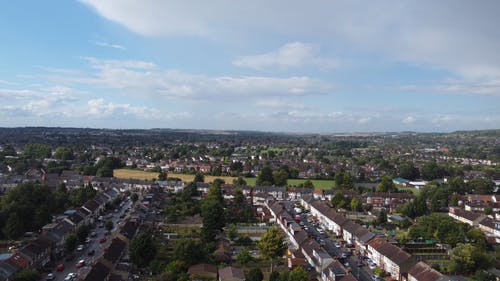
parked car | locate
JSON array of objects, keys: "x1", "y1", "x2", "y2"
[
  {"x1": 76, "y1": 244, "x2": 84, "y2": 251},
  {"x1": 99, "y1": 237, "x2": 107, "y2": 244},
  {"x1": 46, "y1": 273, "x2": 55, "y2": 280},
  {"x1": 64, "y1": 273, "x2": 77, "y2": 281},
  {"x1": 90, "y1": 231, "x2": 97, "y2": 237},
  {"x1": 56, "y1": 264, "x2": 65, "y2": 272},
  {"x1": 76, "y1": 259, "x2": 86, "y2": 268},
  {"x1": 87, "y1": 249, "x2": 95, "y2": 256},
  {"x1": 334, "y1": 242, "x2": 341, "y2": 248}
]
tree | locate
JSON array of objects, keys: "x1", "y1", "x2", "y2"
[
  {"x1": 201, "y1": 198, "x2": 225, "y2": 243},
  {"x1": 245, "y1": 268, "x2": 263, "y2": 281},
  {"x1": 105, "y1": 220, "x2": 114, "y2": 231},
  {"x1": 54, "y1": 146, "x2": 74, "y2": 160},
  {"x1": 450, "y1": 243, "x2": 494, "y2": 273},
  {"x1": 130, "y1": 192, "x2": 139, "y2": 203},
  {"x1": 193, "y1": 173, "x2": 204, "y2": 183},
  {"x1": 288, "y1": 267, "x2": 308, "y2": 281},
  {"x1": 468, "y1": 178, "x2": 494, "y2": 194},
  {"x1": 3, "y1": 213, "x2": 24, "y2": 240},
  {"x1": 230, "y1": 161, "x2": 244, "y2": 173},
  {"x1": 65, "y1": 233, "x2": 77, "y2": 253},
  {"x1": 228, "y1": 224, "x2": 238, "y2": 241},
  {"x1": 158, "y1": 170, "x2": 168, "y2": 181},
  {"x1": 299, "y1": 180, "x2": 314, "y2": 188},
  {"x1": 350, "y1": 198, "x2": 362, "y2": 212},
  {"x1": 398, "y1": 163, "x2": 419, "y2": 180},
  {"x1": 76, "y1": 224, "x2": 91, "y2": 244},
  {"x1": 233, "y1": 177, "x2": 247, "y2": 186},
  {"x1": 236, "y1": 247, "x2": 253, "y2": 264},
  {"x1": 421, "y1": 160, "x2": 440, "y2": 180},
  {"x1": 377, "y1": 175, "x2": 397, "y2": 192},
  {"x1": 273, "y1": 169, "x2": 288, "y2": 187},
  {"x1": 172, "y1": 238, "x2": 204, "y2": 266},
  {"x1": 13, "y1": 269, "x2": 39, "y2": 281},
  {"x1": 342, "y1": 172, "x2": 354, "y2": 189},
  {"x1": 269, "y1": 271, "x2": 280, "y2": 281},
  {"x1": 331, "y1": 192, "x2": 347, "y2": 209},
  {"x1": 256, "y1": 166, "x2": 274, "y2": 186},
  {"x1": 257, "y1": 226, "x2": 286, "y2": 272},
  {"x1": 376, "y1": 209, "x2": 387, "y2": 225},
  {"x1": 130, "y1": 232, "x2": 157, "y2": 268},
  {"x1": 474, "y1": 270, "x2": 496, "y2": 281},
  {"x1": 467, "y1": 228, "x2": 488, "y2": 251}
]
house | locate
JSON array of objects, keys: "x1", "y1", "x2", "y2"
[
  {"x1": 82, "y1": 199, "x2": 102, "y2": 223},
  {"x1": 448, "y1": 207, "x2": 484, "y2": 226},
  {"x1": 17, "y1": 238, "x2": 51, "y2": 270},
  {"x1": 321, "y1": 260, "x2": 347, "y2": 281},
  {"x1": 218, "y1": 266, "x2": 245, "y2": 281},
  {"x1": 83, "y1": 261, "x2": 111, "y2": 281},
  {"x1": 101, "y1": 238, "x2": 127, "y2": 270},
  {"x1": 408, "y1": 261, "x2": 450, "y2": 281},
  {"x1": 367, "y1": 236, "x2": 416, "y2": 280},
  {"x1": 187, "y1": 263, "x2": 218, "y2": 280},
  {"x1": 0, "y1": 260, "x2": 20, "y2": 281},
  {"x1": 363, "y1": 192, "x2": 414, "y2": 211},
  {"x1": 312, "y1": 249, "x2": 334, "y2": 273},
  {"x1": 342, "y1": 221, "x2": 362, "y2": 244},
  {"x1": 301, "y1": 238, "x2": 321, "y2": 267}
]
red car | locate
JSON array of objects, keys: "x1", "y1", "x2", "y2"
[
  {"x1": 99, "y1": 237, "x2": 107, "y2": 244},
  {"x1": 56, "y1": 264, "x2": 65, "y2": 272}
]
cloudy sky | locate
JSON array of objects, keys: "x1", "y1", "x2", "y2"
[{"x1": 1, "y1": 1, "x2": 499, "y2": 132}]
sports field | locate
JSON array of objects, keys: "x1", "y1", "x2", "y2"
[{"x1": 113, "y1": 169, "x2": 334, "y2": 189}]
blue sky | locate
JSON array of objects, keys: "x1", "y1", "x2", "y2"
[{"x1": 1, "y1": 0, "x2": 499, "y2": 133}]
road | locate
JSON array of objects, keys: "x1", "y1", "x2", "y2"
[
  {"x1": 284, "y1": 201, "x2": 373, "y2": 281},
  {"x1": 43, "y1": 198, "x2": 132, "y2": 281}
]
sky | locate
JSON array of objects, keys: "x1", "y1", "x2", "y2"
[{"x1": 1, "y1": 1, "x2": 499, "y2": 133}]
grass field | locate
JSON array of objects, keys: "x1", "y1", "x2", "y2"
[{"x1": 113, "y1": 169, "x2": 335, "y2": 189}]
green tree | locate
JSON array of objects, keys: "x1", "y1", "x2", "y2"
[
  {"x1": 467, "y1": 228, "x2": 488, "y2": 251},
  {"x1": 130, "y1": 192, "x2": 139, "y2": 203},
  {"x1": 398, "y1": 163, "x2": 419, "y2": 180},
  {"x1": 236, "y1": 247, "x2": 253, "y2": 264},
  {"x1": 76, "y1": 224, "x2": 91, "y2": 244},
  {"x1": 335, "y1": 171, "x2": 344, "y2": 188},
  {"x1": 172, "y1": 238, "x2": 204, "y2": 266},
  {"x1": 193, "y1": 173, "x2": 205, "y2": 183},
  {"x1": 350, "y1": 198, "x2": 362, "y2": 212},
  {"x1": 300, "y1": 180, "x2": 315, "y2": 188},
  {"x1": 450, "y1": 243, "x2": 494, "y2": 273},
  {"x1": 233, "y1": 177, "x2": 247, "y2": 186},
  {"x1": 256, "y1": 166, "x2": 274, "y2": 186},
  {"x1": 130, "y1": 231, "x2": 157, "y2": 268},
  {"x1": 158, "y1": 170, "x2": 168, "y2": 181},
  {"x1": 288, "y1": 267, "x2": 308, "y2": 281},
  {"x1": 273, "y1": 169, "x2": 288, "y2": 187},
  {"x1": 269, "y1": 271, "x2": 280, "y2": 281},
  {"x1": 421, "y1": 160, "x2": 439, "y2": 180},
  {"x1": 65, "y1": 233, "x2": 77, "y2": 253},
  {"x1": 3, "y1": 213, "x2": 24, "y2": 240},
  {"x1": 54, "y1": 146, "x2": 74, "y2": 160},
  {"x1": 376, "y1": 209, "x2": 387, "y2": 225},
  {"x1": 257, "y1": 226, "x2": 286, "y2": 272},
  {"x1": 201, "y1": 198, "x2": 225, "y2": 243},
  {"x1": 228, "y1": 224, "x2": 238, "y2": 241},
  {"x1": 13, "y1": 269, "x2": 39, "y2": 281},
  {"x1": 377, "y1": 175, "x2": 397, "y2": 192},
  {"x1": 474, "y1": 270, "x2": 496, "y2": 281},
  {"x1": 105, "y1": 220, "x2": 114, "y2": 231},
  {"x1": 331, "y1": 192, "x2": 347, "y2": 209},
  {"x1": 468, "y1": 178, "x2": 494, "y2": 194},
  {"x1": 245, "y1": 267, "x2": 263, "y2": 281},
  {"x1": 342, "y1": 172, "x2": 354, "y2": 189},
  {"x1": 23, "y1": 143, "x2": 51, "y2": 159}
]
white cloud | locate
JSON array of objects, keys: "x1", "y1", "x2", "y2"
[
  {"x1": 402, "y1": 116, "x2": 417, "y2": 124},
  {"x1": 233, "y1": 42, "x2": 338, "y2": 70},
  {"x1": 80, "y1": 0, "x2": 500, "y2": 93},
  {"x1": 94, "y1": 41, "x2": 126, "y2": 50},
  {"x1": 42, "y1": 58, "x2": 333, "y2": 100}
]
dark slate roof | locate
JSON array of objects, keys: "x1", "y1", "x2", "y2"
[
  {"x1": 103, "y1": 238, "x2": 126, "y2": 265},
  {"x1": 84, "y1": 261, "x2": 110, "y2": 281},
  {"x1": 408, "y1": 262, "x2": 447, "y2": 281},
  {"x1": 218, "y1": 266, "x2": 245, "y2": 281},
  {"x1": 83, "y1": 199, "x2": 100, "y2": 212}
]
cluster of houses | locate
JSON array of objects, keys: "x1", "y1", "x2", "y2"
[
  {"x1": 448, "y1": 194, "x2": 500, "y2": 244},
  {"x1": 0, "y1": 176, "x2": 161, "y2": 281},
  {"x1": 265, "y1": 196, "x2": 449, "y2": 281}
]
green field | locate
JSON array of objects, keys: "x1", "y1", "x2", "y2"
[{"x1": 113, "y1": 169, "x2": 334, "y2": 189}]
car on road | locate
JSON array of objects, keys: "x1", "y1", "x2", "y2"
[
  {"x1": 368, "y1": 261, "x2": 376, "y2": 270},
  {"x1": 76, "y1": 244, "x2": 84, "y2": 251},
  {"x1": 372, "y1": 275, "x2": 382, "y2": 281},
  {"x1": 99, "y1": 237, "x2": 107, "y2": 244},
  {"x1": 334, "y1": 242, "x2": 341, "y2": 248},
  {"x1": 64, "y1": 273, "x2": 77, "y2": 281},
  {"x1": 76, "y1": 259, "x2": 86, "y2": 268},
  {"x1": 88, "y1": 249, "x2": 95, "y2": 256},
  {"x1": 56, "y1": 264, "x2": 65, "y2": 272},
  {"x1": 46, "y1": 273, "x2": 55, "y2": 280}
]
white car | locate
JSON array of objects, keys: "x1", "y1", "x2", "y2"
[
  {"x1": 64, "y1": 273, "x2": 77, "y2": 281},
  {"x1": 76, "y1": 244, "x2": 84, "y2": 251},
  {"x1": 334, "y1": 242, "x2": 341, "y2": 248}
]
